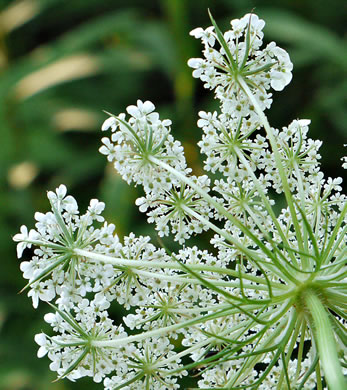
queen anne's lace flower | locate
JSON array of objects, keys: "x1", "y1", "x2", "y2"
[
  {"x1": 188, "y1": 13, "x2": 293, "y2": 117},
  {"x1": 260, "y1": 119, "x2": 322, "y2": 193},
  {"x1": 104, "y1": 337, "x2": 186, "y2": 390},
  {"x1": 101, "y1": 233, "x2": 175, "y2": 309},
  {"x1": 13, "y1": 225, "x2": 40, "y2": 258},
  {"x1": 213, "y1": 175, "x2": 273, "y2": 220},
  {"x1": 136, "y1": 176, "x2": 212, "y2": 243},
  {"x1": 14, "y1": 11, "x2": 346, "y2": 390},
  {"x1": 36, "y1": 304, "x2": 129, "y2": 383},
  {"x1": 197, "y1": 111, "x2": 265, "y2": 177},
  {"x1": 13, "y1": 185, "x2": 116, "y2": 308},
  {"x1": 100, "y1": 100, "x2": 190, "y2": 194}
]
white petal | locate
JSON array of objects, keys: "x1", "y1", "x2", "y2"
[
  {"x1": 13, "y1": 225, "x2": 28, "y2": 242},
  {"x1": 142, "y1": 100, "x2": 155, "y2": 114},
  {"x1": 16, "y1": 242, "x2": 26, "y2": 258},
  {"x1": 34, "y1": 333, "x2": 47, "y2": 347},
  {"x1": 37, "y1": 346, "x2": 48, "y2": 358},
  {"x1": 297, "y1": 119, "x2": 311, "y2": 127},
  {"x1": 102, "y1": 117, "x2": 116, "y2": 131},
  {"x1": 126, "y1": 105, "x2": 140, "y2": 117},
  {"x1": 56, "y1": 184, "x2": 67, "y2": 198},
  {"x1": 189, "y1": 27, "x2": 204, "y2": 38},
  {"x1": 44, "y1": 312, "x2": 56, "y2": 323},
  {"x1": 187, "y1": 58, "x2": 202, "y2": 68}
]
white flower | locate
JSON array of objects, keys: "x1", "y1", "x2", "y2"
[
  {"x1": 197, "y1": 112, "x2": 263, "y2": 177},
  {"x1": 15, "y1": 12, "x2": 346, "y2": 390},
  {"x1": 104, "y1": 337, "x2": 186, "y2": 389},
  {"x1": 13, "y1": 225, "x2": 40, "y2": 258},
  {"x1": 267, "y1": 43, "x2": 293, "y2": 91},
  {"x1": 38, "y1": 308, "x2": 129, "y2": 383},
  {"x1": 85, "y1": 199, "x2": 105, "y2": 224},
  {"x1": 260, "y1": 119, "x2": 322, "y2": 193},
  {"x1": 13, "y1": 185, "x2": 120, "y2": 308},
  {"x1": 47, "y1": 184, "x2": 78, "y2": 214},
  {"x1": 92, "y1": 292, "x2": 110, "y2": 312},
  {"x1": 28, "y1": 280, "x2": 56, "y2": 308},
  {"x1": 126, "y1": 99, "x2": 157, "y2": 121},
  {"x1": 47, "y1": 183, "x2": 67, "y2": 201},
  {"x1": 34, "y1": 333, "x2": 49, "y2": 357},
  {"x1": 99, "y1": 137, "x2": 117, "y2": 162},
  {"x1": 20, "y1": 260, "x2": 36, "y2": 279},
  {"x1": 190, "y1": 26, "x2": 215, "y2": 46}
]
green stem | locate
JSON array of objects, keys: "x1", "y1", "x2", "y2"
[
  {"x1": 243, "y1": 204, "x2": 297, "y2": 280},
  {"x1": 227, "y1": 307, "x2": 296, "y2": 387},
  {"x1": 182, "y1": 203, "x2": 295, "y2": 284},
  {"x1": 277, "y1": 316, "x2": 303, "y2": 389},
  {"x1": 293, "y1": 320, "x2": 306, "y2": 385},
  {"x1": 74, "y1": 248, "x2": 287, "y2": 289},
  {"x1": 153, "y1": 335, "x2": 214, "y2": 370},
  {"x1": 304, "y1": 290, "x2": 345, "y2": 390},
  {"x1": 153, "y1": 318, "x2": 251, "y2": 371},
  {"x1": 179, "y1": 204, "x2": 265, "y2": 264},
  {"x1": 237, "y1": 76, "x2": 305, "y2": 257},
  {"x1": 234, "y1": 146, "x2": 299, "y2": 268},
  {"x1": 133, "y1": 268, "x2": 270, "y2": 291},
  {"x1": 149, "y1": 156, "x2": 297, "y2": 284},
  {"x1": 17, "y1": 239, "x2": 66, "y2": 252},
  {"x1": 91, "y1": 306, "x2": 237, "y2": 348}
]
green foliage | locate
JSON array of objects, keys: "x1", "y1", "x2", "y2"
[{"x1": 1, "y1": 0, "x2": 345, "y2": 389}]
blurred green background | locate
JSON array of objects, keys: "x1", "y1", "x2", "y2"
[{"x1": 0, "y1": 0, "x2": 345, "y2": 389}]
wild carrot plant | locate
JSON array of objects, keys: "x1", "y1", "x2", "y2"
[{"x1": 14, "y1": 12, "x2": 346, "y2": 390}]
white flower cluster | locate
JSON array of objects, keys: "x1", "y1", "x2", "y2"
[
  {"x1": 34, "y1": 302, "x2": 128, "y2": 383},
  {"x1": 14, "y1": 12, "x2": 346, "y2": 390},
  {"x1": 100, "y1": 100, "x2": 189, "y2": 194},
  {"x1": 197, "y1": 111, "x2": 264, "y2": 177},
  {"x1": 188, "y1": 13, "x2": 293, "y2": 117},
  {"x1": 14, "y1": 184, "x2": 111, "y2": 308},
  {"x1": 136, "y1": 175, "x2": 212, "y2": 243},
  {"x1": 100, "y1": 99, "x2": 213, "y2": 242},
  {"x1": 104, "y1": 337, "x2": 186, "y2": 390}
]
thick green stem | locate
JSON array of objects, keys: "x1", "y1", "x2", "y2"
[{"x1": 304, "y1": 290, "x2": 345, "y2": 390}]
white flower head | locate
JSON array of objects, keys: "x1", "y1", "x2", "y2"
[
  {"x1": 188, "y1": 13, "x2": 293, "y2": 116},
  {"x1": 99, "y1": 101, "x2": 189, "y2": 194}
]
